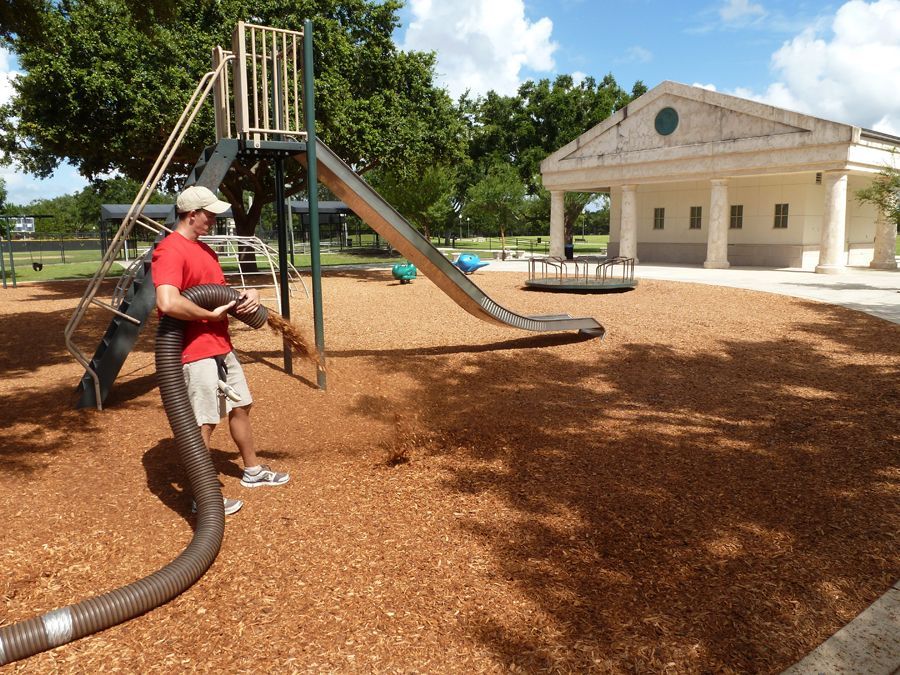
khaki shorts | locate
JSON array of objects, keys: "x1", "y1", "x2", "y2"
[{"x1": 182, "y1": 352, "x2": 253, "y2": 426}]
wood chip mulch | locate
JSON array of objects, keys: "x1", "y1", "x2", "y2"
[{"x1": 1, "y1": 270, "x2": 897, "y2": 674}]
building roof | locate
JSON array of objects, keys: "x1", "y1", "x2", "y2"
[
  {"x1": 541, "y1": 81, "x2": 900, "y2": 191},
  {"x1": 289, "y1": 200, "x2": 350, "y2": 214},
  {"x1": 101, "y1": 204, "x2": 178, "y2": 222}
]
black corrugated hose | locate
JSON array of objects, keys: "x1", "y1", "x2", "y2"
[{"x1": 0, "y1": 285, "x2": 268, "y2": 665}]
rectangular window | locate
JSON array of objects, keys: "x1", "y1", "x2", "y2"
[
  {"x1": 653, "y1": 207, "x2": 665, "y2": 230},
  {"x1": 774, "y1": 203, "x2": 789, "y2": 228},
  {"x1": 689, "y1": 206, "x2": 702, "y2": 229},
  {"x1": 730, "y1": 204, "x2": 743, "y2": 229}
]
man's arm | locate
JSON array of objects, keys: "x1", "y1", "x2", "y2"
[{"x1": 156, "y1": 284, "x2": 234, "y2": 321}]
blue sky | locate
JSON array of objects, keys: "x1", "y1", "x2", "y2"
[{"x1": 3, "y1": 0, "x2": 900, "y2": 204}]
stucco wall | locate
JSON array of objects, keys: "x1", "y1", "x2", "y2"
[{"x1": 608, "y1": 172, "x2": 883, "y2": 268}]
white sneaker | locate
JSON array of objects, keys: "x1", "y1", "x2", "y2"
[
  {"x1": 191, "y1": 497, "x2": 243, "y2": 515},
  {"x1": 240, "y1": 464, "x2": 290, "y2": 488}
]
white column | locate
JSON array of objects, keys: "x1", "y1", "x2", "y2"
[
  {"x1": 816, "y1": 171, "x2": 848, "y2": 274},
  {"x1": 620, "y1": 184, "x2": 638, "y2": 261},
  {"x1": 870, "y1": 211, "x2": 898, "y2": 269},
  {"x1": 704, "y1": 178, "x2": 730, "y2": 269},
  {"x1": 549, "y1": 190, "x2": 565, "y2": 258}
]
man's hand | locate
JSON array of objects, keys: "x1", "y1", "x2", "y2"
[
  {"x1": 234, "y1": 288, "x2": 260, "y2": 316},
  {"x1": 209, "y1": 300, "x2": 236, "y2": 321}
]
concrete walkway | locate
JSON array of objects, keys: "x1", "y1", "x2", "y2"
[
  {"x1": 478, "y1": 257, "x2": 899, "y2": 673},
  {"x1": 478, "y1": 257, "x2": 900, "y2": 324}
]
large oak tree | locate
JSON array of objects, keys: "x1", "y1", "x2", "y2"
[{"x1": 0, "y1": 0, "x2": 464, "y2": 239}]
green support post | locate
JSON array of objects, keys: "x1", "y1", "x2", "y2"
[
  {"x1": 274, "y1": 157, "x2": 292, "y2": 375},
  {"x1": 304, "y1": 19, "x2": 326, "y2": 390},
  {"x1": 0, "y1": 225, "x2": 6, "y2": 289},
  {"x1": 5, "y1": 223, "x2": 16, "y2": 288}
]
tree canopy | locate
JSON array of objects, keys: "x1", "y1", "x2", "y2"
[
  {"x1": 463, "y1": 163, "x2": 526, "y2": 249},
  {"x1": 462, "y1": 74, "x2": 645, "y2": 242},
  {"x1": 856, "y1": 164, "x2": 900, "y2": 228},
  {"x1": 0, "y1": 0, "x2": 464, "y2": 235}
]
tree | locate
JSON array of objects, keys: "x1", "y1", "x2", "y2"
[
  {"x1": 463, "y1": 163, "x2": 525, "y2": 257},
  {"x1": 523, "y1": 189, "x2": 596, "y2": 238},
  {"x1": 856, "y1": 164, "x2": 900, "y2": 228},
  {"x1": 0, "y1": 0, "x2": 464, "y2": 249},
  {"x1": 3, "y1": 177, "x2": 171, "y2": 233},
  {"x1": 369, "y1": 164, "x2": 458, "y2": 241},
  {"x1": 0, "y1": 176, "x2": 6, "y2": 237},
  {"x1": 465, "y1": 73, "x2": 643, "y2": 242}
]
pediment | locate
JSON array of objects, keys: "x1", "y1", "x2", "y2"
[
  {"x1": 542, "y1": 81, "x2": 856, "y2": 177},
  {"x1": 566, "y1": 93, "x2": 810, "y2": 160}
]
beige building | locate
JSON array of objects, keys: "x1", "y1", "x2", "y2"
[{"x1": 541, "y1": 81, "x2": 899, "y2": 272}]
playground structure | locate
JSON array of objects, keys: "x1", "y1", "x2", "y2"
[
  {"x1": 453, "y1": 252, "x2": 491, "y2": 274},
  {"x1": 526, "y1": 255, "x2": 637, "y2": 292},
  {"x1": 0, "y1": 19, "x2": 605, "y2": 667},
  {"x1": 64, "y1": 21, "x2": 604, "y2": 412},
  {"x1": 391, "y1": 261, "x2": 417, "y2": 283}
]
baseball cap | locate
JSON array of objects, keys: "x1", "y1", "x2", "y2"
[{"x1": 176, "y1": 186, "x2": 231, "y2": 214}]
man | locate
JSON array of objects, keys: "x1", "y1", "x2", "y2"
[{"x1": 153, "y1": 186, "x2": 289, "y2": 516}]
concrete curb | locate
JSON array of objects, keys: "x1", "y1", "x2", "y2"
[{"x1": 781, "y1": 584, "x2": 900, "y2": 674}]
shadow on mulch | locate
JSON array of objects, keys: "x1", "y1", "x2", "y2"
[
  {"x1": 329, "y1": 330, "x2": 597, "y2": 358},
  {"x1": 142, "y1": 439, "x2": 292, "y2": 521},
  {"x1": 792, "y1": 299, "x2": 900, "y2": 358},
  {"x1": 142, "y1": 440, "x2": 240, "y2": 522},
  {"x1": 347, "y1": 304, "x2": 899, "y2": 671},
  {"x1": 235, "y1": 347, "x2": 318, "y2": 389},
  {"x1": 0, "y1": 381, "x2": 105, "y2": 473},
  {"x1": 321, "y1": 268, "x2": 393, "y2": 282},
  {"x1": 15, "y1": 278, "x2": 119, "y2": 302},
  {"x1": 0, "y1": 292, "x2": 158, "y2": 381}
]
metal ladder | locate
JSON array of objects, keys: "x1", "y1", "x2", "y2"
[{"x1": 65, "y1": 54, "x2": 236, "y2": 409}]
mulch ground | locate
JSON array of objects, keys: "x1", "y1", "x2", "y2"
[{"x1": 1, "y1": 269, "x2": 897, "y2": 674}]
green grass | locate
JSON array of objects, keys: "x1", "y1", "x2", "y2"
[
  {"x1": 1, "y1": 261, "x2": 125, "y2": 284},
  {"x1": 1, "y1": 248, "x2": 404, "y2": 283},
  {"x1": 430, "y1": 234, "x2": 610, "y2": 255},
  {"x1": 3, "y1": 231, "x2": 893, "y2": 284}
]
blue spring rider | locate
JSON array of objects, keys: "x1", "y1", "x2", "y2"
[
  {"x1": 453, "y1": 253, "x2": 490, "y2": 274},
  {"x1": 392, "y1": 261, "x2": 417, "y2": 284}
]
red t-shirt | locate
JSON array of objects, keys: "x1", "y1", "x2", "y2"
[{"x1": 152, "y1": 231, "x2": 233, "y2": 364}]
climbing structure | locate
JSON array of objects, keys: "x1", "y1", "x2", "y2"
[{"x1": 65, "y1": 22, "x2": 315, "y2": 409}]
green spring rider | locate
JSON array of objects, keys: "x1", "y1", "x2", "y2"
[{"x1": 391, "y1": 261, "x2": 417, "y2": 284}]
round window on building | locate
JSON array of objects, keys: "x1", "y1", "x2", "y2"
[{"x1": 655, "y1": 107, "x2": 679, "y2": 135}]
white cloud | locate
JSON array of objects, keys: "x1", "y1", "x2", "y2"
[
  {"x1": 736, "y1": 0, "x2": 900, "y2": 134},
  {"x1": 0, "y1": 47, "x2": 88, "y2": 205},
  {"x1": 719, "y1": 0, "x2": 767, "y2": 24},
  {"x1": 0, "y1": 47, "x2": 19, "y2": 108},
  {"x1": 619, "y1": 46, "x2": 653, "y2": 64},
  {"x1": 693, "y1": 82, "x2": 718, "y2": 91},
  {"x1": 400, "y1": 0, "x2": 557, "y2": 99}
]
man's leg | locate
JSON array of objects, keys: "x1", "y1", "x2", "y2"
[
  {"x1": 228, "y1": 405, "x2": 291, "y2": 487},
  {"x1": 228, "y1": 404, "x2": 258, "y2": 467},
  {"x1": 221, "y1": 352, "x2": 290, "y2": 488},
  {"x1": 183, "y1": 357, "x2": 242, "y2": 515},
  {"x1": 230, "y1": 404, "x2": 290, "y2": 487},
  {"x1": 200, "y1": 423, "x2": 216, "y2": 450}
]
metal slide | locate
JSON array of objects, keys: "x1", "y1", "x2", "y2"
[{"x1": 300, "y1": 140, "x2": 605, "y2": 337}]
